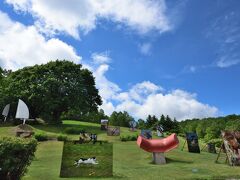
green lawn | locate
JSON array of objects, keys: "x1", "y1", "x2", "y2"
[
  {"x1": 1, "y1": 120, "x2": 240, "y2": 179},
  {"x1": 22, "y1": 141, "x2": 63, "y2": 180}
]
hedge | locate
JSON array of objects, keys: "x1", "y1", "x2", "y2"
[
  {"x1": 0, "y1": 137, "x2": 37, "y2": 179},
  {"x1": 57, "y1": 134, "x2": 68, "y2": 141},
  {"x1": 34, "y1": 132, "x2": 48, "y2": 141},
  {"x1": 120, "y1": 135, "x2": 138, "y2": 142}
]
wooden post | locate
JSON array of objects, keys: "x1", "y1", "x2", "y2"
[
  {"x1": 215, "y1": 142, "x2": 223, "y2": 163},
  {"x1": 152, "y1": 152, "x2": 166, "y2": 164},
  {"x1": 181, "y1": 140, "x2": 187, "y2": 151}
]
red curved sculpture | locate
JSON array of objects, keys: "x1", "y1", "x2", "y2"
[{"x1": 137, "y1": 133, "x2": 179, "y2": 153}]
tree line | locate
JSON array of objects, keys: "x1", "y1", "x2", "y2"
[{"x1": 178, "y1": 114, "x2": 240, "y2": 142}]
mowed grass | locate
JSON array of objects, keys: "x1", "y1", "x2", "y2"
[
  {"x1": 22, "y1": 141, "x2": 63, "y2": 180},
  {"x1": 1, "y1": 120, "x2": 240, "y2": 179},
  {"x1": 60, "y1": 142, "x2": 113, "y2": 178},
  {"x1": 0, "y1": 120, "x2": 132, "y2": 140}
]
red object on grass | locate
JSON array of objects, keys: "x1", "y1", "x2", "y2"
[{"x1": 137, "y1": 133, "x2": 179, "y2": 153}]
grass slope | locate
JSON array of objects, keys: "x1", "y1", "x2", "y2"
[{"x1": 1, "y1": 120, "x2": 240, "y2": 179}]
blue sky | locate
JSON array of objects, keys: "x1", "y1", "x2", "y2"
[{"x1": 0, "y1": 0, "x2": 240, "y2": 120}]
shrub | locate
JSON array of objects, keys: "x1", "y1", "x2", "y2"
[
  {"x1": 64, "y1": 127, "x2": 85, "y2": 134},
  {"x1": 120, "y1": 135, "x2": 138, "y2": 142},
  {"x1": 34, "y1": 132, "x2": 48, "y2": 141},
  {"x1": 57, "y1": 134, "x2": 68, "y2": 141},
  {"x1": 208, "y1": 138, "x2": 222, "y2": 148},
  {"x1": 0, "y1": 137, "x2": 37, "y2": 179}
]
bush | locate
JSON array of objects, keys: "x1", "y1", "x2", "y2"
[
  {"x1": 208, "y1": 138, "x2": 222, "y2": 148},
  {"x1": 57, "y1": 134, "x2": 68, "y2": 141},
  {"x1": 64, "y1": 127, "x2": 85, "y2": 134},
  {"x1": 120, "y1": 135, "x2": 138, "y2": 142},
  {"x1": 0, "y1": 137, "x2": 37, "y2": 179},
  {"x1": 34, "y1": 132, "x2": 48, "y2": 141}
]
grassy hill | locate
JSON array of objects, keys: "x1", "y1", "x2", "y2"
[{"x1": 0, "y1": 120, "x2": 240, "y2": 179}]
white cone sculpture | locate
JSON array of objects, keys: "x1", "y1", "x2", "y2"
[
  {"x1": 15, "y1": 99, "x2": 29, "y2": 124},
  {"x1": 2, "y1": 104, "x2": 10, "y2": 122}
]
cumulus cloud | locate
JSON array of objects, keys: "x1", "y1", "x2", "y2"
[
  {"x1": 90, "y1": 57, "x2": 219, "y2": 121},
  {"x1": 5, "y1": 0, "x2": 172, "y2": 38},
  {"x1": 93, "y1": 64, "x2": 121, "y2": 101},
  {"x1": 91, "y1": 51, "x2": 111, "y2": 64},
  {"x1": 114, "y1": 86, "x2": 218, "y2": 121},
  {"x1": 0, "y1": 11, "x2": 81, "y2": 70}
]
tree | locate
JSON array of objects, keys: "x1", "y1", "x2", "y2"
[
  {"x1": 0, "y1": 67, "x2": 8, "y2": 113},
  {"x1": 196, "y1": 122, "x2": 206, "y2": 138},
  {"x1": 137, "y1": 119, "x2": 146, "y2": 129},
  {"x1": 3, "y1": 60, "x2": 102, "y2": 124},
  {"x1": 109, "y1": 111, "x2": 134, "y2": 127},
  {"x1": 171, "y1": 118, "x2": 180, "y2": 133},
  {"x1": 146, "y1": 115, "x2": 158, "y2": 129},
  {"x1": 0, "y1": 66, "x2": 3, "y2": 80}
]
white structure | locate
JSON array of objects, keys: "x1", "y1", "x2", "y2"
[
  {"x1": 101, "y1": 119, "x2": 108, "y2": 124},
  {"x1": 101, "y1": 119, "x2": 108, "y2": 130},
  {"x1": 129, "y1": 121, "x2": 137, "y2": 131},
  {"x1": 15, "y1": 99, "x2": 30, "y2": 124},
  {"x1": 2, "y1": 104, "x2": 10, "y2": 122},
  {"x1": 157, "y1": 125, "x2": 164, "y2": 137}
]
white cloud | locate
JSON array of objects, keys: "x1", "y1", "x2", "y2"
[
  {"x1": 216, "y1": 55, "x2": 240, "y2": 68},
  {"x1": 91, "y1": 51, "x2": 111, "y2": 64},
  {"x1": 94, "y1": 64, "x2": 121, "y2": 101},
  {"x1": 206, "y1": 11, "x2": 240, "y2": 68},
  {"x1": 5, "y1": 0, "x2": 172, "y2": 38},
  {"x1": 139, "y1": 43, "x2": 152, "y2": 55},
  {"x1": 89, "y1": 57, "x2": 219, "y2": 120},
  {"x1": 127, "y1": 81, "x2": 163, "y2": 103},
  {"x1": 0, "y1": 11, "x2": 81, "y2": 70},
  {"x1": 115, "y1": 88, "x2": 218, "y2": 121}
]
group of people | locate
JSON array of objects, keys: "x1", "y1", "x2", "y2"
[{"x1": 79, "y1": 132, "x2": 98, "y2": 144}]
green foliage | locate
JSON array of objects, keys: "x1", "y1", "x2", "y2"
[
  {"x1": 2, "y1": 60, "x2": 102, "y2": 124},
  {"x1": 109, "y1": 111, "x2": 134, "y2": 127},
  {"x1": 62, "y1": 109, "x2": 108, "y2": 124},
  {"x1": 120, "y1": 135, "x2": 138, "y2": 142},
  {"x1": 208, "y1": 138, "x2": 222, "y2": 148},
  {"x1": 179, "y1": 114, "x2": 240, "y2": 142},
  {"x1": 137, "y1": 119, "x2": 146, "y2": 129},
  {"x1": 158, "y1": 115, "x2": 180, "y2": 133},
  {"x1": 136, "y1": 114, "x2": 180, "y2": 133},
  {"x1": 57, "y1": 134, "x2": 68, "y2": 141},
  {"x1": 64, "y1": 127, "x2": 85, "y2": 134},
  {"x1": 34, "y1": 132, "x2": 48, "y2": 141},
  {"x1": 146, "y1": 115, "x2": 158, "y2": 129},
  {"x1": 0, "y1": 137, "x2": 37, "y2": 179}
]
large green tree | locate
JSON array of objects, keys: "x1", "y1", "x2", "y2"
[
  {"x1": 3, "y1": 60, "x2": 102, "y2": 124},
  {"x1": 109, "y1": 111, "x2": 134, "y2": 127}
]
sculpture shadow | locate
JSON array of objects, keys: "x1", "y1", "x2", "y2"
[{"x1": 166, "y1": 157, "x2": 193, "y2": 164}]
